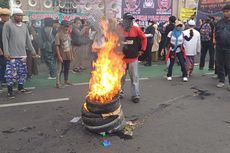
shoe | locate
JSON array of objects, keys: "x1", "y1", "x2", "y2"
[
  {"x1": 183, "y1": 77, "x2": 188, "y2": 82},
  {"x1": 64, "y1": 81, "x2": 73, "y2": 86},
  {"x1": 208, "y1": 68, "x2": 215, "y2": 71},
  {"x1": 48, "y1": 76, "x2": 56, "y2": 80},
  {"x1": 56, "y1": 83, "x2": 63, "y2": 89},
  {"x1": 119, "y1": 90, "x2": 125, "y2": 99},
  {"x1": 132, "y1": 97, "x2": 140, "y2": 103},
  {"x1": 7, "y1": 92, "x2": 15, "y2": 99},
  {"x1": 216, "y1": 82, "x2": 225, "y2": 88},
  {"x1": 199, "y1": 67, "x2": 204, "y2": 70},
  {"x1": 18, "y1": 88, "x2": 32, "y2": 94},
  {"x1": 167, "y1": 77, "x2": 172, "y2": 81},
  {"x1": 73, "y1": 68, "x2": 81, "y2": 73}
]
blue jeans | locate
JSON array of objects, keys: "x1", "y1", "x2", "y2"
[
  {"x1": 121, "y1": 60, "x2": 140, "y2": 98},
  {"x1": 0, "y1": 56, "x2": 6, "y2": 83}
]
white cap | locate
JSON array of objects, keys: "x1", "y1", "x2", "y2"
[
  {"x1": 188, "y1": 20, "x2": 196, "y2": 26},
  {"x1": 12, "y1": 8, "x2": 24, "y2": 15}
]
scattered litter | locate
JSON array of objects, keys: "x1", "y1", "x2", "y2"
[
  {"x1": 102, "y1": 140, "x2": 111, "y2": 147},
  {"x1": 2, "y1": 128, "x2": 16, "y2": 134},
  {"x1": 100, "y1": 132, "x2": 107, "y2": 137},
  {"x1": 70, "y1": 117, "x2": 81, "y2": 123}
]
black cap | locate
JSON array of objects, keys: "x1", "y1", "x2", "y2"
[
  {"x1": 222, "y1": 4, "x2": 230, "y2": 11},
  {"x1": 169, "y1": 16, "x2": 176, "y2": 23},
  {"x1": 61, "y1": 20, "x2": 70, "y2": 27},
  {"x1": 123, "y1": 13, "x2": 135, "y2": 20}
]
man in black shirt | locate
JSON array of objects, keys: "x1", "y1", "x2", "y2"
[
  {"x1": 0, "y1": 8, "x2": 10, "y2": 89},
  {"x1": 215, "y1": 4, "x2": 230, "y2": 91}
]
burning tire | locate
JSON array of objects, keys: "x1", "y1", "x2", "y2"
[
  {"x1": 83, "y1": 111, "x2": 125, "y2": 133},
  {"x1": 81, "y1": 104, "x2": 102, "y2": 118},
  {"x1": 82, "y1": 115, "x2": 118, "y2": 126},
  {"x1": 86, "y1": 95, "x2": 120, "y2": 114}
]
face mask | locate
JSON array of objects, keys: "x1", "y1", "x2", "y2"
[{"x1": 176, "y1": 26, "x2": 182, "y2": 31}]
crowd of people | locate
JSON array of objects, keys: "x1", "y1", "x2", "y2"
[{"x1": 0, "y1": 4, "x2": 229, "y2": 101}]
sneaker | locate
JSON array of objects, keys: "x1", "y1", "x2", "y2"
[
  {"x1": 167, "y1": 77, "x2": 172, "y2": 81},
  {"x1": 183, "y1": 77, "x2": 188, "y2": 82},
  {"x1": 216, "y1": 82, "x2": 225, "y2": 88},
  {"x1": 48, "y1": 76, "x2": 56, "y2": 80},
  {"x1": 132, "y1": 97, "x2": 140, "y2": 103},
  {"x1": 18, "y1": 88, "x2": 32, "y2": 94},
  {"x1": 7, "y1": 92, "x2": 15, "y2": 99}
]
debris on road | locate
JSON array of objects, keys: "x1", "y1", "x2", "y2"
[
  {"x1": 70, "y1": 117, "x2": 81, "y2": 123},
  {"x1": 102, "y1": 140, "x2": 111, "y2": 147}
]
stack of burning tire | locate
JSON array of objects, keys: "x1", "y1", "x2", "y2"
[{"x1": 82, "y1": 95, "x2": 126, "y2": 134}]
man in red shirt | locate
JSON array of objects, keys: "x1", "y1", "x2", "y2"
[{"x1": 121, "y1": 13, "x2": 147, "y2": 103}]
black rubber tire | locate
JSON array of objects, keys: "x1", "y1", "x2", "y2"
[
  {"x1": 84, "y1": 112, "x2": 125, "y2": 133},
  {"x1": 81, "y1": 104, "x2": 102, "y2": 118},
  {"x1": 82, "y1": 115, "x2": 118, "y2": 126},
  {"x1": 86, "y1": 95, "x2": 121, "y2": 114}
]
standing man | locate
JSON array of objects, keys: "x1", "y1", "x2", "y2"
[
  {"x1": 55, "y1": 20, "x2": 73, "y2": 88},
  {"x1": 144, "y1": 20, "x2": 155, "y2": 66},
  {"x1": 0, "y1": 8, "x2": 11, "y2": 89},
  {"x1": 183, "y1": 20, "x2": 201, "y2": 77},
  {"x1": 199, "y1": 18, "x2": 215, "y2": 70},
  {"x1": 121, "y1": 13, "x2": 147, "y2": 103},
  {"x1": 41, "y1": 17, "x2": 56, "y2": 79},
  {"x1": 215, "y1": 4, "x2": 230, "y2": 90},
  {"x1": 2, "y1": 8, "x2": 38, "y2": 98}
]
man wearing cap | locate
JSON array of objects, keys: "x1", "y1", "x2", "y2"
[
  {"x1": 55, "y1": 20, "x2": 73, "y2": 88},
  {"x1": 215, "y1": 4, "x2": 230, "y2": 91},
  {"x1": 2, "y1": 8, "x2": 38, "y2": 98},
  {"x1": 0, "y1": 8, "x2": 10, "y2": 89},
  {"x1": 120, "y1": 12, "x2": 147, "y2": 103},
  {"x1": 183, "y1": 20, "x2": 201, "y2": 77}
]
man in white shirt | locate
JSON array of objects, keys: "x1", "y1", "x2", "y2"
[{"x1": 183, "y1": 20, "x2": 201, "y2": 77}]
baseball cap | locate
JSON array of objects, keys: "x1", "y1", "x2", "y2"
[{"x1": 123, "y1": 13, "x2": 135, "y2": 20}]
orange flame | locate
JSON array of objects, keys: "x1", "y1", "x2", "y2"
[{"x1": 87, "y1": 20, "x2": 126, "y2": 103}]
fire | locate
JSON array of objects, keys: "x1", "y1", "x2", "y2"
[{"x1": 87, "y1": 20, "x2": 126, "y2": 103}]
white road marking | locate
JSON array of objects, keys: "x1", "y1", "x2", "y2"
[{"x1": 0, "y1": 98, "x2": 69, "y2": 108}]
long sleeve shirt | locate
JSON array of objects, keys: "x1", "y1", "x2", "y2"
[
  {"x1": 2, "y1": 20, "x2": 35, "y2": 58},
  {"x1": 183, "y1": 28, "x2": 201, "y2": 56},
  {"x1": 123, "y1": 26, "x2": 147, "y2": 63}
]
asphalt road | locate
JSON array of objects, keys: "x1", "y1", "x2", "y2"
[{"x1": 0, "y1": 74, "x2": 230, "y2": 153}]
